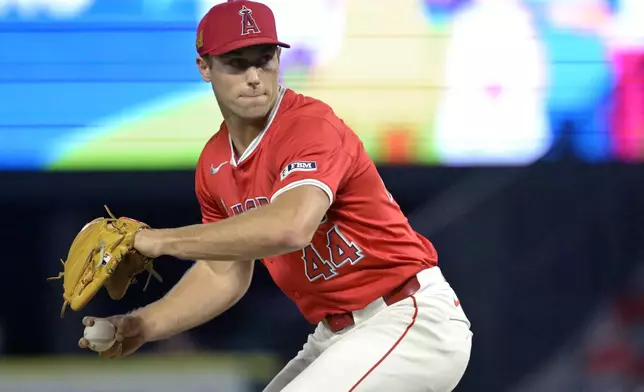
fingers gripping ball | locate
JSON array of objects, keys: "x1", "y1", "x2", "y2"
[
  {"x1": 48, "y1": 205, "x2": 162, "y2": 317},
  {"x1": 84, "y1": 319, "x2": 116, "y2": 352}
]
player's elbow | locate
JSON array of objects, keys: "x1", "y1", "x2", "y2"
[
  {"x1": 269, "y1": 189, "x2": 327, "y2": 251},
  {"x1": 276, "y1": 222, "x2": 316, "y2": 252}
]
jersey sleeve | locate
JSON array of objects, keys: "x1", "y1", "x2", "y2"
[
  {"x1": 195, "y1": 152, "x2": 228, "y2": 224},
  {"x1": 269, "y1": 117, "x2": 353, "y2": 205}
]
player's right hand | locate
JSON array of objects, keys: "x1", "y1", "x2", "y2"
[{"x1": 79, "y1": 314, "x2": 147, "y2": 358}]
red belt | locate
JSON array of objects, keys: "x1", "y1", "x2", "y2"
[{"x1": 324, "y1": 274, "x2": 422, "y2": 333}]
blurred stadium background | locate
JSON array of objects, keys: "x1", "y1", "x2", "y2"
[{"x1": 1, "y1": 0, "x2": 643, "y2": 390}]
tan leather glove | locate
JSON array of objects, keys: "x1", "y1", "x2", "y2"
[{"x1": 49, "y1": 206, "x2": 162, "y2": 317}]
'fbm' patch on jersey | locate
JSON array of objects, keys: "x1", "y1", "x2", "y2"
[{"x1": 281, "y1": 161, "x2": 317, "y2": 181}]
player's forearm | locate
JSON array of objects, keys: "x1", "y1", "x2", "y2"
[
  {"x1": 133, "y1": 259, "x2": 252, "y2": 342},
  {"x1": 139, "y1": 202, "x2": 310, "y2": 262}
]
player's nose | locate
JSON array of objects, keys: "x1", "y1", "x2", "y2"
[{"x1": 245, "y1": 67, "x2": 260, "y2": 86}]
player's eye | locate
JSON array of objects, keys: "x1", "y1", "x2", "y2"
[
  {"x1": 228, "y1": 59, "x2": 246, "y2": 69},
  {"x1": 259, "y1": 55, "x2": 273, "y2": 66}
]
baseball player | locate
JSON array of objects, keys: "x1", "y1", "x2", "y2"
[{"x1": 79, "y1": 1, "x2": 473, "y2": 391}]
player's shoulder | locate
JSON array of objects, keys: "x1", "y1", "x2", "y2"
[
  {"x1": 277, "y1": 88, "x2": 352, "y2": 139},
  {"x1": 202, "y1": 123, "x2": 229, "y2": 149},
  {"x1": 197, "y1": 123, "x2": 229, "y2": 168}
]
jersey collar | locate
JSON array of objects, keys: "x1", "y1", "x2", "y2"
[{"x1": 229, "y1": 85, "x2": 287, "y2": 167}]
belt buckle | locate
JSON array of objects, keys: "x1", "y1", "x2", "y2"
[{"x1": 325, "y1": 312, "x2": 354, "y2": 333}]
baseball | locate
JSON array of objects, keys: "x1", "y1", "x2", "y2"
[{"x1": 83, "y1": 319, "x2": 116, "y2": 352}]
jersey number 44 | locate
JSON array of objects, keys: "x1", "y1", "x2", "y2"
[{"x1": 302, "y1": 225, "x2": 364, "y2": 282}]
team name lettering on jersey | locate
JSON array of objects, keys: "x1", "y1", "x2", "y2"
[
  {"x1": 227, "y1": 196, "x2": 270, "y2": 216},
  {"x1": 281, "y1": 161, "x2": 317, "y2": 181}
]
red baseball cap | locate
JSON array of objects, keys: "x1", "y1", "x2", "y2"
[{"x1": 196, "y1": 0, "x2": 290, "y2": 57}]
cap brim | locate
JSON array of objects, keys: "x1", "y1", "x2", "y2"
[{"x1": 201, "y1": 37, "x2": 290, "y2": 56}]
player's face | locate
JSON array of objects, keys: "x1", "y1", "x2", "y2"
[{"x1": 197, "y1": 45, "x2": 281, "y2": 120}]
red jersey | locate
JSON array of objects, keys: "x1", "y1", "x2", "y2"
[{"x1": 195, "y1": 87, "x2": 438, "y2": 323}]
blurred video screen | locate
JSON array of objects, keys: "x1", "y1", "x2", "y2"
[{"x1": 0, "y1": 0, "x2": 643, "y2": 170}]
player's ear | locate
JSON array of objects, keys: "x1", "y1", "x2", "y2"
[{"x1": 196, "y1": 55, "x2": 211, "y2": 83}]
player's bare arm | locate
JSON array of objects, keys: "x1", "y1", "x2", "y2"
[
  {"x1": 134, "y1": 185, "x2": 330, "y2": 262},
  {"x1": 133, "y1": 258, "x2": 254, "y2": 342}
]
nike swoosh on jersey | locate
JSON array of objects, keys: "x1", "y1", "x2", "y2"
[{"x1": 210, "y1": 161, "x2": 229, "y2": 175}]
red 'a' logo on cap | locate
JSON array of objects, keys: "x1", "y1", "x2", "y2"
[{"x1": 239, "y1": 5, "x2": 261, "y2": 35}]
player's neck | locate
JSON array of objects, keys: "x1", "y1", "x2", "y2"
[{"x1": 225, "y1": 114, "x2": 269, "y2": 158}]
